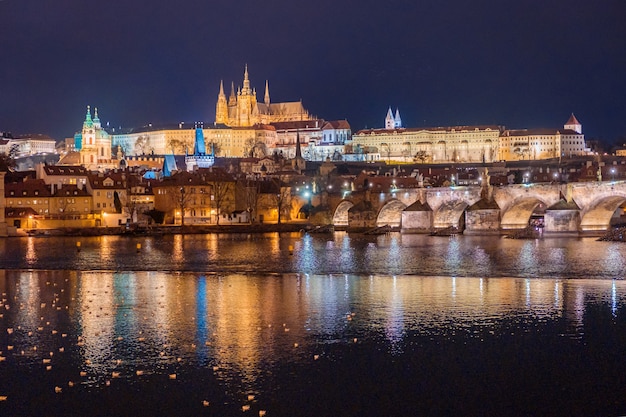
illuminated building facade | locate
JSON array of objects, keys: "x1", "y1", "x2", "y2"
[
  {"x1": 215, "y1": 65, "x2": 313, "y2": 127},
  {"x1": 72, "y1": 106, "x2": 114, "y2": 170},
  {"x1": 499, "y1": 114, "x2": 588, "y2": 161},
  {"x1": 352, "y1": 110, "x2": 588, "y2": 163},
  {"x1": 353, "y1": 122, "x2": 501, "y2": 163}
]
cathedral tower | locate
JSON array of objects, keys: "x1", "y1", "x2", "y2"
[
  {"x1": 215, "y1": 80, "x2": 228, "y2": 125},
  {"x1": 385, "y1": 107, "x2": 395, "y2": 129}
]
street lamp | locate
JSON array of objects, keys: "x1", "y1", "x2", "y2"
[{"x1": 611, "y1": 168, "x2": 616, "y2": 182}]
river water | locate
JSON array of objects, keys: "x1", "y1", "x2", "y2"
[{"x1": 0, "y1": 233, "x2": 625, "y2": 416}]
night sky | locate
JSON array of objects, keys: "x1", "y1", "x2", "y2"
[{"x1": 2, "y1": 0, "x2": 625, "y2": 145}]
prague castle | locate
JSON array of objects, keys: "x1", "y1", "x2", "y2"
[{"x1": 215, "y1": 65, "x2": 312, "y2": 127}]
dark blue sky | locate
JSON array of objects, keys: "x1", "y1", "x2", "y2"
[{"x1": 1, "y1": 0, "x2": 625, "y2": 144}]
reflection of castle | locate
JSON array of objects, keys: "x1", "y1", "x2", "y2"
[{"x1": 215, "y1": 65, "x2": 313, "y2": 127}]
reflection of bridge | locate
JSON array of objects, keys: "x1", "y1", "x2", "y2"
[{"x1": 315, "y1": 181, "x2": 626, "y2": 235}]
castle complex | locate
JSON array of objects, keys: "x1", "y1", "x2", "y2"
[
  {"x1": 60, "y1": 66, "x2": 589, "y2": 167},
  {"x1": 215, "y1": 65, "x2": 312, "y2": 127}
]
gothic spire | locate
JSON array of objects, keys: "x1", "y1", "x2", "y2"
[
  {"x1": 219, "y1": 79, "x2": 225, "y2": 97},
  {"x1": 295, "y1": 130, "x2": 302, "y2": 158},
  {"x1": 242, "y1": 64, "x2": 251, "y2": 93},
  {"x1": 264, "y1": 80, "x2": 270, "y2": 106}
]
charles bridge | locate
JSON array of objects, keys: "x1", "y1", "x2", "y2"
[{"x1": 312, "y1": 179, "x2": 626, "y2": 235}]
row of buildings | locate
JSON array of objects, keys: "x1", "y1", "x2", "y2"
[
  {"x1": 43, "y1": 66, "x2": 587, "y2": 172},
  {"x1": 3, "y1": 66, "x2": 590, "y2": 175}
]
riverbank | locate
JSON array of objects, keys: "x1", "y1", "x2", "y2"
[{"x1": 19, "y1": 223, "x2": 315, "y2": 237}]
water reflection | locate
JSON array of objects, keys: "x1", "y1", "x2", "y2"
[{"x1": 1, "y1": 271, "x2": 626, "y2": 415}]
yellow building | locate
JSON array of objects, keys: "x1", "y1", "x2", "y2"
[
  {"x1": 153, "y1": 170, "x2": 236, "y2": 225},
  {"x1": 499, "y1": 114, "x2": 587, "y2": 161},
  {"x1": 352, "y1": 125, "x2": 502, "y2": 163},
  {"x1": 215, "y1": 66, "x2": 312, "y2": 127}
]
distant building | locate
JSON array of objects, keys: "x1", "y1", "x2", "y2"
[
  {"x1": 185, "y1": 128, "x2": 215, "y2": 171},
  {"x1": 385, "y1": 107, "x2": 402, "y2": 129},
  {"x1": 215, "y1": 65, "x2": 313, "y2": 127},
  {"x1": 67, "y1": 106, "x2": 116, "y2": 170},
  {"x1": 499, "y1": 114, "x2": 588, "y2": 161},
  {"x1": 352, "y1": 109, "x2": 588, "y2": 163},
  {"x1": 0, "y1": 134, "x2": 56, "y2": 157},
  {"x1": 353, "y1": 113, "x2": 501, "y2": 163}
]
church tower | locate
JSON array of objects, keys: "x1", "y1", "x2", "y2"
[
  {"x1": 215, "y1": 80, "x2": 228, "y2": 125},
  {"x1": 564, "y1": 113, "x2": 582, "y2": 134},
  {"x1": 236, "y1": 65, "x2": 258, "y2": 127},
  {"x1": 394, "y1": 108, "x2": 402, "y2": 128},
  {"x1": 385, "y1": 107, "x2": 395, "y2": 129},
  {"x1": 81, "y1": 105, "x2": 98, "y2": 167},
  {"x1": 292, "y1": 131, "x2": 306, "y2": 173}
]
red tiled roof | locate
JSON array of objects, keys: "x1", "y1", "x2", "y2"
[
  {"x1": 565, "y1": 113, "x2": 581, "y2": 125},
  {"x1": 5, "y1": 179, "x2": 52, "y2": 197},
  {"x1": 322, "y1": 120, "x2": 351, "y2": 130}
]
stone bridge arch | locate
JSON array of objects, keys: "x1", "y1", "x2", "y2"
[
  {"x1": 433, "y1": 200, "x2": 469, "y2": 230},
  {"x1": 376, "y1": 199, "x2": 407, "y2": 228},
  {"x1": 500, "y1": 197, "x2": 548, "y2": 230},
  {"x1": 332, "y1": 200, "x2": 354, "y2": 227},
  {"x1": 580, "y1": 195, "x2": 626, "y2": 231}
]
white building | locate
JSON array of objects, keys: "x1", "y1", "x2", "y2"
[{"x1": 499, "y1": 114, "x2": 588, "y2": 161}]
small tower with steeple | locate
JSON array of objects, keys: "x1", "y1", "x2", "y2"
[
  {"x1": 394, "y1": 108, "x2": 402, "y2": 128},
  {"x1": 564, "y1": 113, "x2": 582, "y2": 134},
  {"x1": 292, "y1": 131, "x2": 306, "y2": 173},
  {"x1": 385, "y1": 107, "x2": 395, "y2": 130}
]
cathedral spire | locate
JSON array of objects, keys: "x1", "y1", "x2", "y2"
[
  {"x1": 295, "y1": 130, "x2": 302, "y2": 158},
  {"x1": 219, "y1": 80, "x2": 225, "y2": 97},
  {"x1": 264, "y1": 80, "x2": 270, "y2": 106},
  {"x1": 229, "y1": 81, "x2": 236, "y2": 105},
  {"x1": 394, "y1": 108, "x2": 402, "y2": 128},
  {"x1": 385, "y1": 106, "x2": 394, "y2": 129},
  {"x1": 242, "y1": 64, "x2": 251, "y2": 94}
]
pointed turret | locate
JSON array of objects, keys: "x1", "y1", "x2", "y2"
[
  {"x1": 93, "y1": 107, "x2": 101, "y2": 128},
  {"x1": 394, "y1": 108, "x2": 402, "y2": 128},
  {"x1": 264, "y1": 80, "x2": 270, "y2": 106},
  {"x1": 292, "y1": 130, "x2": 306, "y2": 173},
  {"x1": 242, "y1": 64, "x2": 251, "y2": 94},
  {"x1": 215, "y1": 80, "x2": 228, "y2": 125},
  {"x1": 228, "y1": 81, "x2": 237, "y2": 106},
  {"x1": 564, "y1": 113, "x2": 582, "y2": 134},
  {"x1": 83, "y1": 105, "x2": 94, "y2": 129},
  {"x1": 295, "y1": 131, "x2": 302, "y2": 158},
  {"x1": 385, "y1": 107, "x2": 394, "y2": 130}
]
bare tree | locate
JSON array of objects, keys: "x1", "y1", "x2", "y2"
[
  {"x1": 134, "y1": 135, "x2": 152, "y2": 155},
  {"x1": 0, "y1": 153, "x2": 15, "y2": 171},
  {"x1": 380, "y1": 143, "x2": 391, "y2": 163},
  {"x1": 244, "y1": 137, "x2": 256, "y2": 157},
  {"x1": 270, "y1": 176, "x2": 291, "y2": 224},
  {"x1": 167, "y1": 138, "x2": 186, "y2": 154},
  {"x1": 168, "y1": 184, "x2": 194, "y2": 227},
  {"x1": 402, "y1": 142, "x2": 412, "y2": 162},
  {"x1": 413, "y1": 150, "x2": 430, "y2": 164},
  {"x1": 209, "y1": 180, "x2": 232, "y2": 225},
  {"x1": 239, "y1": 179, "x2": 260, "y2": 223}
]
